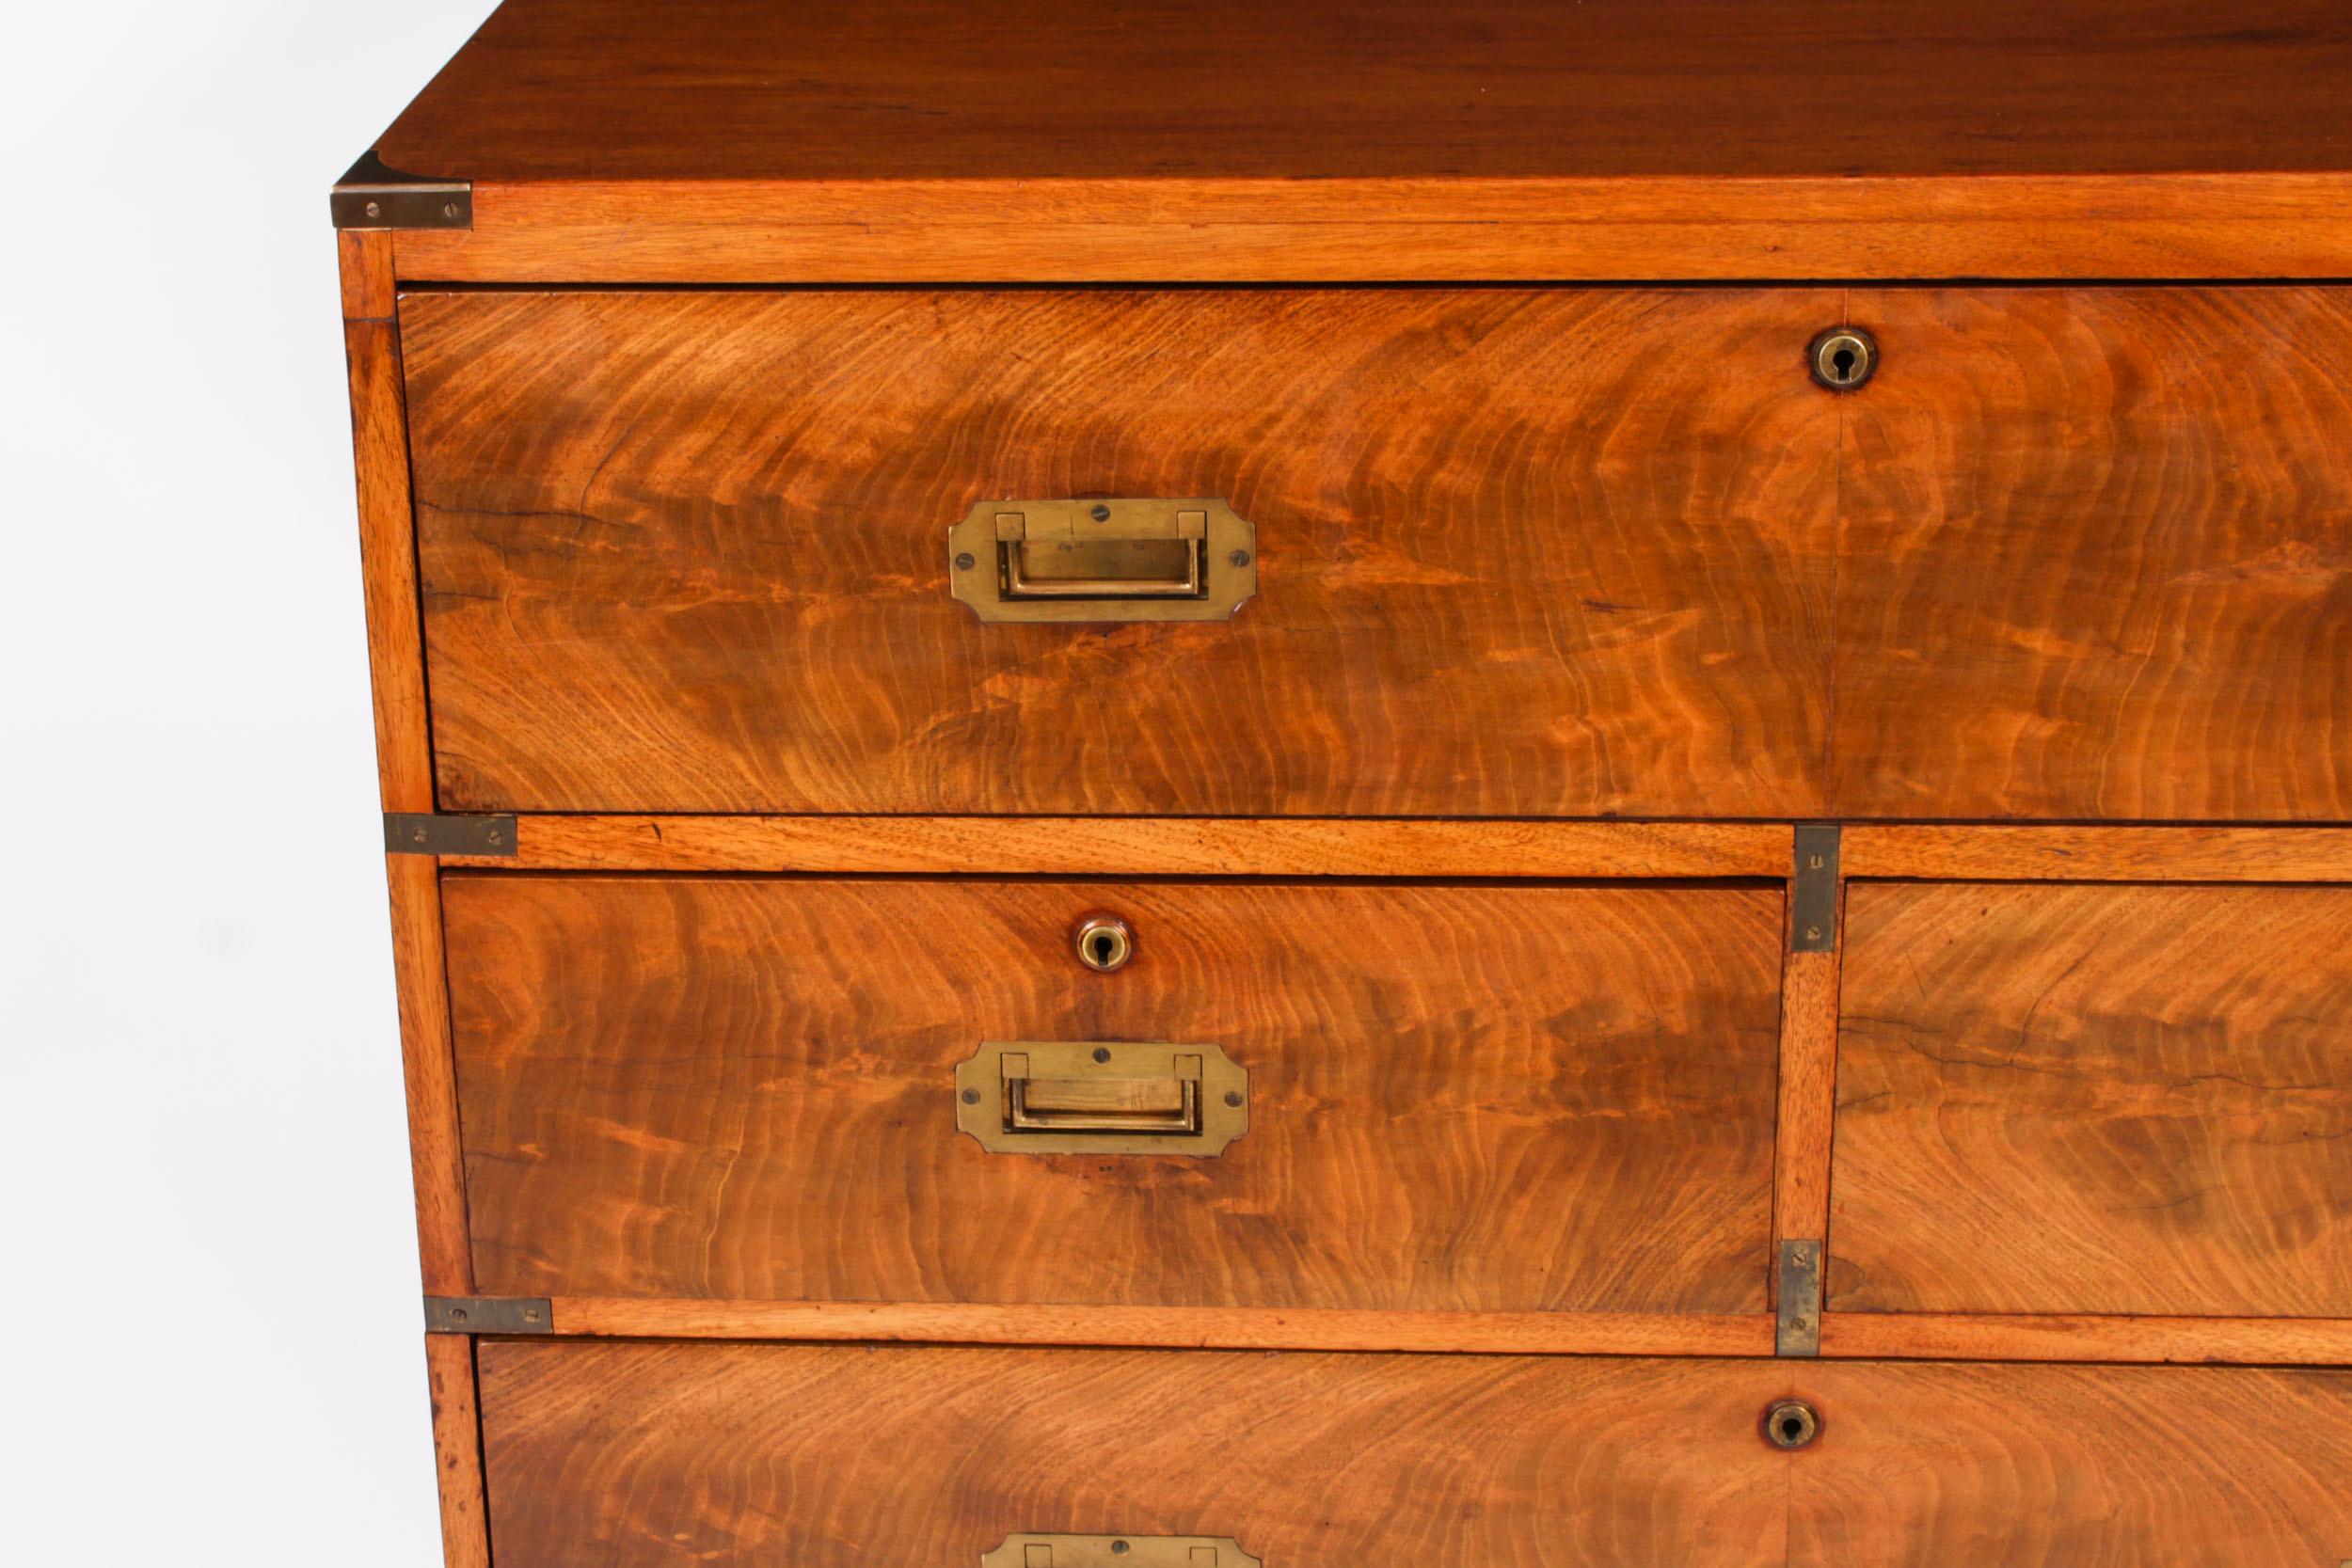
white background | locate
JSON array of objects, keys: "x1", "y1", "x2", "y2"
[{"x1": 3, "y1": 2, "x2": 500, "y2": 1560}]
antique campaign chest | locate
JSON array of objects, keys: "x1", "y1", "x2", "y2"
[{"x1": 337, "y1": 2, "x2": 2352, "y2": 1562}]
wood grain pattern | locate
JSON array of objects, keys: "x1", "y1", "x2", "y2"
[
  {"x1": 342, "y1": 231, "x2": 473, "y2": 1294},
  {"x1": 422, "y1": 1334, "x2": 489, "y2": 1568},
  {"x1": 1831, "y1": 883, "x2": 2352, "y2": 1316},
  {"x1": 391, "y1": 173, "x2": 2352, "y2": 285},
  {"x1": 1831, "y1": 288, "x2": 2352, "y2": 820},
  {"x1": 376, "y1": 0, "x2": 2352, "y2": 184},
  {"x1": 388, "y1": 854, "x2": 471, "y2": 1295},
  {"x1": 1789, "y1": 1361, "x2": 2352, "y2": 1566},
  {"x1": 404, "y1": 287, "x2": 1837, "y2": 818},
  {"x1": 1772, "y1": 946, "x2": 1841, "y2": 1267},
  {"x1": 1820, "y1": 1312, "x2": 2352, "y2": 1367},
  {"x1": 479, "y1": 1341, "x2": 1794, "y2": 1568},
  {"x1": 448, "y1": 816, "x2": 1793, "y2": 879},
  {"x1": 443, "y1": 876, "x2": 1782, "y2": 1313},
  {"x1": 1844, "y1": 825, "x2": 2352, "y2": 882},
  {"x1": 338, "y1": 232, "x2": 427, "y2": 811},
  {"x1": 548, "y1": 1299, "x2": 1775, "y2": 1357},
  {"x1": 475, "y1": 1342, "x2": 2352, "y2": 1566}
]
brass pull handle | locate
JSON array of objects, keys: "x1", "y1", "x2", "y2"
[
  {"x1": 982, "y1": 1536, "x2": 1262, "y2": 1567},
  {"x1": 956, "y1": 1042, "x2": 1249, "y2": 1156},
  {"x1": 950, "y1": 499, "x2": 1257, "y2": 623}
]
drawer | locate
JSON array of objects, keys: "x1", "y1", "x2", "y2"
[
  {"x1": 476, "y1": 1341, "x2": 2352, "y2": 1567},
  {"x1": 1829, "y1": 882, "x2": 2352, "y2": 1316},
  {"x1": 442, "y1": 876, "x2": 1781, "y2": 1313},
  {"x1": 403, "y1": 286, "x2": 2352, "y2": 825},
  {"x1": 402, "y1": 287, "x2": 1841, "y2": 817}
]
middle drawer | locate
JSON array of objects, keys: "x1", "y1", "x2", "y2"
[{"x1": 442, "y1": 875, "x2": 1781, "y2": 1314}]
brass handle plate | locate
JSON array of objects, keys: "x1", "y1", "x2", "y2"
[
  {"x1": 956, "y1": 1042, "x2": 1249, "y2": 1156},
  {"x1": 950, "y1": 499, "x2": 1257, "y2": 623},
  {"x1": 981, "y1": 1536, "x2": 1262, "y2": 1568}
]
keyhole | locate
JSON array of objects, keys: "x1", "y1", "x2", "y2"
[
  {"x1": 1808, "y1": 327, "x2": 1878, "y2": 391},
  {"x1": 1761, "y1": 1398, "x2": 1820, "y2": 1449},
  {"x1": 1073, "y1": 913, "x2": 1135, "y2": 972}
]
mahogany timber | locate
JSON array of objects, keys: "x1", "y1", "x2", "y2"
[
  {"x1": 481, "y1": 1341, "x2": 1794, "y2": 1568},
  {"x1": 1831, "y1": 883, "x2": 2352, "y2": 1318},
  {"x1": 475, "y1": 1341, "x2": 2352, "y2": 1566},
  {"x1": 1832, "y1": 288, "x2": 2352, "y2": 821},
  {"x1": 1787, "y1": 1361, "x2": 2352, "y2": 1565},
  {"x1": 341, "y1": 231, "x2": 471, "y2": 1299},
  {"x1": 404, "y1": 287, "x2": 1837, "y2": 818},
  {"x1": 373, "y1": 0, "x2": 2352, "y2": 281},
  {"x1": 1820, "y1": 1312, "x2": 2352, "y2": 1367},
  {"x1": 443, "y1": 816, "x2": 1793, "y2": 879},
  {"x1": 1843, "y1": 825, "x2": 2352, "y2": 883},
  {"x1": 441, "y1": 876, "x2": 1782, "y2": 1314},
  {"x1": 422, "y1": 1335, "x2": 489, "y2": 1568},
  {"x1": 546, "y1": 1299, "x2": 1775, "y2": 1359}
]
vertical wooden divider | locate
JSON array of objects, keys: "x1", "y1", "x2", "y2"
[
  {"x1": 342, "y1": 227, "x2": 486, "y2": 1567},
  {"x1": 424, "y1": 1334, "x2": 492, "y2": 1568},
  {"x1": 1771, "y1": 828, "x2": 1843, "y2": 1353}
]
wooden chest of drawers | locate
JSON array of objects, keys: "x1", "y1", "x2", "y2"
[{"x1": 338, "y1": 3, "x2": 2352, "y2": 1562}]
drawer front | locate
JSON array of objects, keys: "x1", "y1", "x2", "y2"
[
  {"x1": 1833, "y1": 286, "x2": 2352, "y2": 821},
  {"x1": 443, "y1": 876, "x2": 1781, "y2": 1313},
  {"x1": 403, "y1": 287, "x2": 1840, "y2": 817},
  {"x1": 477, "y1": 1342, "x2": 2352, "y2": 1568},
  {"x1": 1830, "y1": 882, "x2": 2352, "y2": 1316}
]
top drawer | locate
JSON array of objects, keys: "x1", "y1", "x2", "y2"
[
  {"x1": 403, "y1": 286, "x2": 2352, "y2": 820},
  {"x1": 402, "y1": 287, "x2": 1840, "y2": 817}
]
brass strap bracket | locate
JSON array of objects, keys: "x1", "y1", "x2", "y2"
[
  {"x1": 384, "y1": 813, "x2": 518, "y2": 856},
  {"x1": 1775, "y1": 1238, "x2": 1822, "y2": 1357},
  {"x1": 982, "y1": 1538, "x2": 1262, "y2": 1568},
  {"x1": 1790, "y1": 824, "x2": 1841, "y2": 952},
  {"x1": 424, "y1": 1295, "x2": 553, "y2": 1335},
  {"x1": 331, "y1": 149, "x2": 472, "y2": 230}
]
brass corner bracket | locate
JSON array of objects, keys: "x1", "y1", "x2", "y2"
[{"x1": 332, "y1": 149, "x2": 472, "y2": 230}]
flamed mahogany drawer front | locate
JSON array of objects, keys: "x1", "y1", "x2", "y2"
[
  {"x1": 441, "y1": 875, "x2": 1781, "y2": 1312},
  {"x1": 403, "y1": 287, "x2": 1840, "y2": 818},
  {"x1": 1830, "y1": 882, "x2": 2352, "y2": 1317},
  {"x1": 402, "y1": 285, "x2": 2352, "y2": 821},
  {"x1": 477, "y1": 1341, "x2": 2352, "y2": 1568}
]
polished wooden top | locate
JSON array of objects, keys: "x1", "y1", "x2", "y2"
[{"x1": 378, "y1": 0, "x2": 2352, "y2": 183}]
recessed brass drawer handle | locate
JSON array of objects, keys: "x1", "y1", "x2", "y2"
[
  {"x1": 956, "y1": 1041, "x2": 1249, "y2": 1155},
  {"x1": 950, "y1": 499, "x2": 1258, "y2": 623},
  {"x1": 982, "y1": 1535, "x2": 1262, "y2": 1567}
]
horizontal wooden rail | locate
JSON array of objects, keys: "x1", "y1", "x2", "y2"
[
  {"x1": 445, "y1": 815, "x2": 1795, "y2": 879},
  {"x1": 1842, "y1": 826, "x2": 2352, "y2": 882},
  {"x1": 547, "y1": 1299, "x2": 1778, "y2": 1358},
  {"x1": 1820, "y1": 1312, "x2": 2352, "y2": 1367}
]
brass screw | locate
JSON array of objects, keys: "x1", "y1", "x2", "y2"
[
  {"x1": 364, "y1": 199, "x2": 383, "y2": 219},
  {"x1": 961, "y1": 1087, "x2": 981, "y2": 1104},
  {"x1": 449, "y1": 1307, "x2": 469, "y2": 1323},
  {"x1": 955, "y1": 552, "x2": 977, "y2": 570},
  {"x1": 1091, "y1": 1047, "x2": 1112, "y2": 1064},
  {"x1": 1089, "y1": 504, "x2": 1111, "y2": 522},
  {"x1": 1224, "y1": 1091, "x2": 1245, "y2": 1108},
  {"x1": 1229, "y1": 549, "x2": 1251, "y2": 567},
  {"x1": 442, "y1": 201, "x2": 462, "y2": 220}
]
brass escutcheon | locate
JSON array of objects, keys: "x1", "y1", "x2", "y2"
[
  {"x1": 1762, "y1": 1398, "x2": 1821, "y2": 1449},
  {"x1": 1073, "y1": 913, "x2": 1135, "y2": 973},
  {"x1": 1809, "y1": 326, "x2": 1878, "y2": 391}
]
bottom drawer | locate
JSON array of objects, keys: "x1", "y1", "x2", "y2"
[{"x1": 478, "y1": 1342, "x2": 2352, "y2": 1566}]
